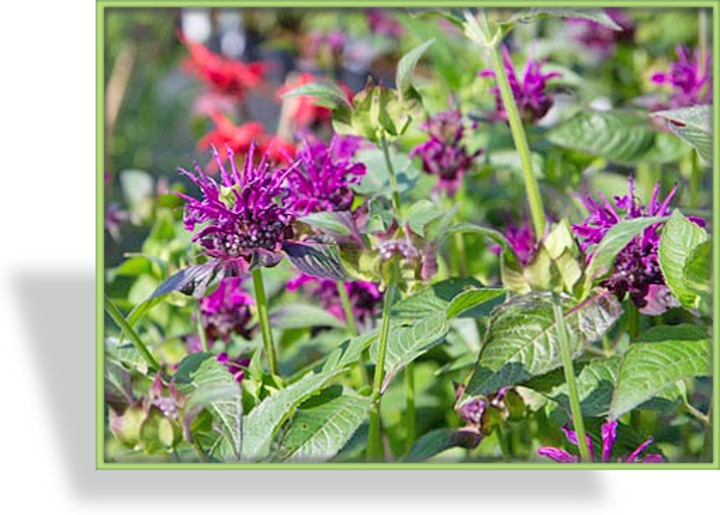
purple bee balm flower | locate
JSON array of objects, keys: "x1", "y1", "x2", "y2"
[
  {"x1": 366, "y1": 8, "x2": 403, "y2": 39},
  {"x1": 410, "y1": 109, "x2": 482, "y2": 196},
  {"x1": 178, "y1": 143, "x2": 297, "y2": 273},
  {"x1": 198, "y1": 277, "x2": 255, "y2": 344},
  {"x1": 480, "y1": 47, "x2": 562, "y2": 124},
  {"x1": 538, "y1": 420, "x2": 664, "y2": 463},
  {"x1": 287, "y1": 273, "x2": 383, "y2": 325},
  {"x1": 491, "y1": 218, "x2": 538, "y2": 266},
  {"x1": 651, "y1": 46, "x2": 712, "y2": 108},
  {"x1": 216, "y1": 352, "x2": 251, "y2": 384},
  {"x1": 572, "y1": 178, "x2": 702, "y2": 314},
  {"x1": 287, "y1": 135, "x2": 366, "y2": 215},
  {"x1": 567, "y1": 8, "x2": 635, "y2": 59}
]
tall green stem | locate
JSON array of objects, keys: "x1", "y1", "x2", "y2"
[
  {"x1": 552, "y1": 293, "x2": 592, "y2": 463},
  {"x1": 105, "y1": 294, "x2": 160, "y2": 371},
  {"x1": 252, "y1": 268, "x2": 279, "y2": 376},
  {"x1": 380, "y1": 134, "x2": 402, "y2": 214},
  {"x1": 405, "y1": 361, "x2": 416, "y2": 454},
  {"x1": 470, "y1": 9, "x2": 546, "y2": 240},
  {"x1": 368, "y1": 281, "x2": 397, "y2": 461}
]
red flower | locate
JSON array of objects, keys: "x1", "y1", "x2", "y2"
[
  {"x1": 276, "y1": 73, "x2": 353, "y2": 129},
  {"x1": 179, "y1": 31, "x2": 267, "y2": 102}
]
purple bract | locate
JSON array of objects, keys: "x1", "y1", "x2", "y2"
[
  {"x1": 410, "y1": 109, "x2": 482, "y2": 196},
  {"x1": 198, "y1": 277, "x2": 255, "y2": 344},
  {"x1": 480, "y1": 47, "x2": 561, "y2": 124},
  {"x1": 538, "y1": 420, "x2": 663, "y2": 463}
]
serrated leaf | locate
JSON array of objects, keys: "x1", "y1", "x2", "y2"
[
  {"x1": 176, "y1": 353, "x2": 243, "y2": 462},
  {"x1": 372, "y1": 313, "x2": 449, "y2": 391},
  {"x1": 396, "y1": 39, "x2": 434, "y2": 99},
  {"x1": 392, "y1": 277, "x2": 482, "y2": 319},
  {"x1": 684, "y1": 240, "x2": 712, "y2": 310},
  {"x1": 445, "y1": 288, "x2": 507, "y2": 319},
  {"x1": 547, "y1": 110, "x2": 689, "y2": 165},
  {"x1": 274, "y1": 386, "x2": 370, "y2": 462},
  {"x1": 283, "y1": 240, "x2": 349, "y2": 281},
  {"x1": 609, "y1": 325, "x2": 711, "y2": 420},
  {"x1": 241, "y1": 370, "x2": 342, "y2": 461},
  {"x1": 322, "y1": 332, "x2": 378, "y2": 373},
  {"x1": 281, "y1": 81, "x2": 351, "y2": 108},
  {"x1": 548, "y1": 357, "x2": 621, "y2": 417},
  {"x1": 507, "y1": 8, "x2": 623, "y2": 30},
  {"x1": 653, "y1": 105, "x2": 713, "y2": 164},
  {"x1": 658, "y1": 210, "x2": 709, "y2": 310},
  {"x1": 464, "y1": 291, "x2": 622, "y2": 397}
]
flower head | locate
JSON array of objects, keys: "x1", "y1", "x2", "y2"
[
  {"x1": 197, "y1": 277, "x2": 255, "y2": 344},
  {"x1": 572, "y1": 178, "x2": 701, "y2": 314},
  {"x1": 287, "y1": 274, "x2": 383, "y2": 325},
  {"x1": 178, "y1": 143, "x2": 297, "y2": 274},
  {"x1": 538, "y1": 420, "x2": 663, "y2": 463},
  {"x1": 410, "y1": 109, "x2": 482, "y2": 196},
  {"x1": 287, "y1": 135, "x2": 366, "y2": 215},
  {"x1": 480, "y1": 47, "x2": 561, "y2": 124},
  {"x1": 179, "y1": 32, "x2": 266, "y2": 102},
  {"x1": 651, "y1": 46, "x2": 712, "y2": 108},
  {"x1": 567, "y1": 8, "x2": 635, "y2": 59},
  {"x1": 491, "y1": 218, "x2": 538, "y2": 266}
]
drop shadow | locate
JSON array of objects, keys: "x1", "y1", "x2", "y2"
[{"x1": 15, "y1": 270, "x2": 602, "y2": 504}]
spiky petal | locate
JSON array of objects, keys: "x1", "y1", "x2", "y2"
[{"x1": 652, "y1": 46, "x2": 712, "y2": 108}]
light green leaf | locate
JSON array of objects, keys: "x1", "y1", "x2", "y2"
[
  {"x1": 298, "y1": 211, "x2": 353, "y2": 236},
  {"x1": 270, "y1": 303, "x2": 347, "y2": 330},
  {"x1": 653, "y1": 105, "x2": 712, "y2": 164},
  {"x1": 507, "y1": 8, "x2": 623, "y2": 30},
  {"x1": 352, "y1": 148, "x2": 420, "y2": 197},
  {"x1": 273, "y1": 386, "x2": 370, "y2": 462},
  {"x1": 445, "y1": 288, "x2": 507, "y2": 319},
  {"x1": 684, "y1": 240, "x2": 712, "y2": 311},
  {"x1": 464, "y1": 291, "x2": 623, "y2": 397},
  {"x1": 280, "y1": 81, "x2": 351, "y2": 108},
  {"x1": 322, "y1": 332, "x2": 378, "y2": 373},
  {"x1": 609, "y1": 325, "x2": 711, "y2": 420},
  {"x1": 659, "y1": 210, "x2": 709, "y2": 310},
  {"x1": 241, "y1": 370, "x2": 342, "y2": 461},
  {"x1": 392, "y1": 277, "x2": 482, "y2": 320},
  {"x1": 396, "y1": 39, "x2": 435, "y2": 99}
]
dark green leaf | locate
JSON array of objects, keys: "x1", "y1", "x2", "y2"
[
  {"x1": 271, "y1": 302, "x2": 347, "y2": 330},
  {"x1": 392, "y1": 277, "x2": 482, "y2": 320},
  {"x1": 283, "y1": 240, "x2": 349, "y2": 281},
  {"x1": 445, "y1": 288, "x2": 507, "y2": 319},
  {"x1": 150, "y1": 262, "x2": 223, "y2": 299},
  {"x1": 404, "y1": 429, "x2": 481, "y2": 462}
]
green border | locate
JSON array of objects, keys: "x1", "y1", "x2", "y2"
[{"x1": 96, "y1": 0, "x2": 720, "y2": 470}]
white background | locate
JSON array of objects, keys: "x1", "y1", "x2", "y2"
[{"x1": 0, "y1": 0, "x2": 717, "y2": 512}]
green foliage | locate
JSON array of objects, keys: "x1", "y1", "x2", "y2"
[{"x1": 653, "y1": 105, "x2": 713, "y2": 165}]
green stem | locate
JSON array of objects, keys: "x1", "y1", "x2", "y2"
[
  {"x1": 495, "y1": 425, "x2": 511, "y2": 461},
  {"x1": 453, "y1": 231, "x2": 469, "y2": 277},
  {"x1": 105, "y1": 294, "x2": 160, "y2": 371},
  {"x1": 337, "y1": 281, "x2": 371, "y2": 387},
  {"x1": 195, "y1": 303, "x2": 209, "y2": 352},
  {"x1": 627, "y1": 301, "x2": 640, "y2": 340},
  {"x1": 251, "y1": 268, "x2": 279, "y2": 376},
  {"x1": 405, "y1": 361, "x2": 416, "y2": 454},
  {"x1": 368, "y1": 281, "x2": 397, "y2": 462},
  {"x1": 689, "y1": 151, "x2": 700, "y2": 209},
  {"x1": 552, "y1": 293, "x2": 592, "y2": 463},
  {"x1": 473, "y1": 9, "x2": 545, "y2": 240},
  {"x1": 380, "y1": 133, "x2": 402, "y2": 215}
]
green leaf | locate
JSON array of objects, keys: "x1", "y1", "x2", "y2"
[
  {"x1": 273, "y1": 386, "x2": 370, "y2": 462},
  {"x1": 585, "y1": 216, "x2": 666, "y2": 282},
  {"x1": 391, "y1": 277, "x2": 482, "y2": 319},
  {"x1": 373, "y1": 313, "x2": 449, "y2": 391},
  {"x1": 150, "y1": 262, "x2": 223, "y2": 299},
  {"x1": 464, "y1": 291, "x2": 623, "y2": 397},
  {"x1": 684, "y1": 240, "x2": 712, "y2": 310},
  {"x1": 507, "y1": 8, "x2": 622, "y2": 30},
  {"x1": 283, "y1": 240, "x2": 349, "y2": 281},
  {"x1": 241, "y1": 370, "x2": 342, "y2": 461},
  {"x1": 352, "y1": 148, "x2": 420, "y2": 197},
  {"x1": 653, "y1": 105, "x2": 713, "y2": 164},
  {"x1": 445, "y1": 288, "x2": 507, "y2": 319},
  {"x1": 322, "y1": 332, "x2": 378, "y2": 373},
  {"x1": 280, "y1": 81, "x2": 351, "y2": 108},
  {"x1": 176, "y1": 353, "x2": 243, "y2": 462},
  {"x1": 404, "y1": 428, "x2": 481, "y2": 462},
  {"x1": 396, "y1": 39, "x2": 435, "y2": 99},
  {"x1": 403, "y1": 199, "x2": 445, "y2": 236},
  {"x1": 548, "y1": 357, "x2": 621, "y2": 418},
  {"x1": 271, "y1": 303, "x2": 347, "y2": 330},
  {"x1": 609, "y1": 325, "x2": 711, "y2": 420},
  {"x1": 298, "y1": 211, "x2": 353, "y2": 236},
  {"x1": 547, "y1": 110, "x2": 689, "y2": 165},
  {"x1": 659, "y1": 210, "x2": 709, "y2": 310}
]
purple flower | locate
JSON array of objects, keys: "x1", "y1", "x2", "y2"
[
  {"x1": 572, "y1": 178, "x2": 702, "y2": 314},
  {"x1": 366, "y1": 8, "x2": 403, "y2": 39},
  {"x1": 480, "y1": 47, "x2": 561, "y2": 124},
  {"x1": 651, "y1": 46, "x2": 712, "y2": 108},
  {"x1": 287, "y1": 273, "x2": 383, "y2": 325},
  {"x1": 538, "y1": 420, "x2": 664, "y2": 463},
  {"x1": 567, "y1": 8, "x2": 635, "y2": 59},
  {"x1": 198, "y1": 277, "x2": 255, "y2": 344},
  {"x1": 491, "y1": 218, "x2": 538, "y2": 266},
  {"x1": 178, "y1": 143, "x2": 297, "y2": 273},
  {"x1": 216, "y1": 352, "x2": 251, "y2": 384},
  {"x1": 105, "y1": 203, "x2": 129, "y2": 241},
  {"x1": 287, "y1": 135, "x2": 366, "y2": 215},
  {"x1": 410, "y1": 109, "x2": 482, "y2": 196}
]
